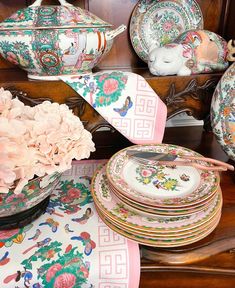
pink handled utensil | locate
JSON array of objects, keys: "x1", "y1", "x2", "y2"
[{"x1": 126, "y1": 150, "x2": 234, "y2": 172}]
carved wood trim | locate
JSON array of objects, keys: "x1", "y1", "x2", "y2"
[
  {"x1": 165, "y1": 78, "x2": 218, "y2": 120},
  {"x1": 6, "y1": 87, "x2": 112, "y2": 133}
]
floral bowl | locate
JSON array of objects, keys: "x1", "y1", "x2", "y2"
[
  {"x1": 0, "y1": 86, "x2": 95, "y2": 229},
  {"x1": 0, "y1": 173, "x2": 61, "y2": 229},
  {"x1": 0, "y1": 0, "x2": 126, "y2": 80}
]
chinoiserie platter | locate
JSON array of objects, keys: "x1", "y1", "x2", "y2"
[
  {"x1": 129, "y1": 0, "x2": 203, "y2": 62},
  {"x1": 106, "y1": 144, "x2": 220, "y2": 208},
  {"x1": 211, "y1": 62, "x2": 235, "y2": 161}
]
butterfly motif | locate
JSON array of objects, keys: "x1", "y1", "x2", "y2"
[
  {"x1": 71, "y1": 232, "x2": 96, "y2": 256},
  {"x1": 72, "y1": 208, "x2": 93, "y2": 224},
  {"x1": 28, "y1": 229, "x2": 41, "y2": 241},
  {"x1": 113, "y1": 96, "x2": 133, "y2": 117},
  {"x1": 39, "y1": 218, "x2": 59, "y2": 232}
]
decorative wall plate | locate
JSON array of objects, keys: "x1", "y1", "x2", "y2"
[
  {"x1": 130, "y1": 0, "x2": 203, "y2": 62},
  {"x1": 211, "y1": 62, "x2": 235, "y2": 161},
  {"x1": 92, "y1": 164, "x2": 222, "y2": 233},
  {"x1": 106, "y1": 144, "x2": 220, "y2": 208}
]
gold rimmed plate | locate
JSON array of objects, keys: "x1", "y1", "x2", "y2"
[
  {"x1": 106, "y1": 144, "x2": 220, "y2": 208},
  {"x1": 92, "y1": 164, "x2": 222, "y2": 233},
  {"x1": 97, "y1": 207, "x2": 221, "y2": 248}
]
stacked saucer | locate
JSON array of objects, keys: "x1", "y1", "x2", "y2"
[{"x1": 91, "y1": 144, "x2": 222, "y2": 247}]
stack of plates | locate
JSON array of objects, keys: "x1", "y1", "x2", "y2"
[{"x1": 91, "y1": 144, "x2": 222, "y2": 247}]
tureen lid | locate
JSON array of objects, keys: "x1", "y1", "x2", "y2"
[{"x1": 0, "y1": 3, "x2": 112, "y2": 31}]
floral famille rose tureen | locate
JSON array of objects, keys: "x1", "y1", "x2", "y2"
[{"x1": 0, "y1": 0, "x2": 126, "y2": 80}]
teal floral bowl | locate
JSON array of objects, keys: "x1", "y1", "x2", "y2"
[{"x1": 0, "y1": 173, "x2": 61, "y2": 226}]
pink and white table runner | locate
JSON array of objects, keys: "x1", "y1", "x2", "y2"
[
  {"x1": 0, "y1": 160, "x2": 140, "y2": 288},
  {"x1": 60, "y1": 70, "x2": 167, "y2": 144}
]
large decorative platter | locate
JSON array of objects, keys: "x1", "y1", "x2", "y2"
[
  {"x1": 92, "y1": 164, "x2": 222, "y2": 233},
  {"x1": 106, "y1": 144, "x2": 220, "y2": 208},
  {"x1": 130, "y1": 0, "x2": 203, "y2": 62},
  {"x1": 211, "y1": 62, "x2": 235, "y2": 161}
]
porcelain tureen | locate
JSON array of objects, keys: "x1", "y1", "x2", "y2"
[{"x1": 0, "y1": 0, "x2": 126, "y2": 80}]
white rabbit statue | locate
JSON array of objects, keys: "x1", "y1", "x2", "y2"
[{"x1": 148, "y1": 30, "x2": 229, "y2": 76}]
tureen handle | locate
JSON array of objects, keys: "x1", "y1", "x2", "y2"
[
  {"x1": 105, "y1": 25, "x2": 127, "y2": 41},
  {"x1": 30, "y1": 0, "x2": 73, "y2": 7}
]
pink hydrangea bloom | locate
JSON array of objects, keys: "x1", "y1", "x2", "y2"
[{"x1": 0, "y1": 88, "x2": 95, "y2": 194}]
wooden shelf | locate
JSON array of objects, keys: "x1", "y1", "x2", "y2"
[{"x1": 0, "y1": 68, "x2": 224, "y2": 128}]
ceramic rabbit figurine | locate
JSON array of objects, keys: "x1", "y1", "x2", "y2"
[{"x1": 148, "y1": 30, "x2": 229, "y2": 76}]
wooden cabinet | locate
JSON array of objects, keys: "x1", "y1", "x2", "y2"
[
  {"x1": 0, "y1": 0, "x2": 234, "y2": 126},
  {"x1": 0, "y1": 1, "x2": 235, "y2": 287}
]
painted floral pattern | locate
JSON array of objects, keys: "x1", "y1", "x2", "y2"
[
  {"x1": 150, "y1": 10, "x2": 183, "y2": 45},
  {"x1": 48, "y1": 179, "x2": 93, "y2": 216},
  {"x1": 130, "y1": 0, "x2": 203, "y2": 62},
  {"x1": 0, "y1": 4, "x2": 116, "y2": 78},
  {"x1": 136, "y1": 164, "x2": 180, "y2": 191},
  {"x1": 174, "y1": 30, "x2": 229, "y2": 75},
  {"x1": 69, "y1": 71, "x2": 128, "y2": 108},
  {"x1": 99, "y1": 174, "x2": 111, "y2": 200},
  {"x1": 0, "y1": 173, "x2": 60, "y2": 217},
  {"x1": 3, "y1": 8, "x2": 33, "y2": 24},
  {"x1": 211, "y1": 62, "x2": 235, "y2": 160},
  {"x1": 0, "y1": 41, "x2": 35, "y2": 71},
  {"x1": 112, "y1": 203, "x2": 137, "y2": 219},
  {"x1": 0, "y1": 225, "x2": 33, "y2": 248},
  {"x1": 92, "y1": 164, "x2": 222, "y2": 238},
  {"x1": 0, "y1": 161, "x2": 139, "y2": 287},
  {"x1": 0, "y1": 6, "x2": 109, "y2": 29}
]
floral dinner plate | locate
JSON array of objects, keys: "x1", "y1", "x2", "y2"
[
  {"x1": 98, "y1": 206, "x2": 221, "y2": 239},
  {"x1": 130, "y1": 0, "x2": 203, "y2": 62},
  {"x1": 97, "y1": 206, "x2": 221, "y2": 247},
  {"x1": 92, "y1": 164, "x2": 222, "y2": 233},
  {"x1": 109, "y1": 183, "x2": 219, "y2": 216},
  {"x1": 106, "y1": 144, "x2": 220, "y2": 207}
]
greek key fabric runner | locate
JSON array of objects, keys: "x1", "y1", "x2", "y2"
[
  {"x1": 60, "y1": 71, "x2": 167, "y2": 144},
  {"x1": 0, "y1": 160, "x2": 140, "y2": 288}
]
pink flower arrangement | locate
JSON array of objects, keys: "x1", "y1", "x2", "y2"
[{"x1": 0, "y1": 88, "x2": 95, "y2": 194}]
